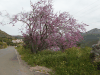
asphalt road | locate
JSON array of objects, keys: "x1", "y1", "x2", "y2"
[
  {"x1": 0, "y1": 46, "x2": 51, "y2": 75},
  {"x1": 0, "y1": 46, "x2": 34, "y2": 75}
]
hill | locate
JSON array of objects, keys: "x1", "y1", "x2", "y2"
[
  {"x1": 79, "y1": 28, "x2": 100, "y2": 48},
  {"x1": 81, "y1": 28, "x2": 100, "y2": 35},
  {"x1": 12, "y1": 35, "x2": 24, "y2": 39},
  {"x1": 0, "y1": 29, "x2": 20, "y2": 46},
  {"x1": 0, "y1": 29, "x2": 15, "y2": 39},
  {"x1": 0, "y1": 29, "x2": 24, "y2": 39}
]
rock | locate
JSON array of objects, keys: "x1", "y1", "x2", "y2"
[
  {"x1": 90, "y1": 44, "x2": 100, "y2": 56},
  {"x1": 90, "y1": 43, "x2": 100, "y2": 70},
  {"x1": 47, "y1": 46, "x2": 60, "y2": 52},
  {"x1": 29, "y1": 65, "x2": 53, "y2": 75}
]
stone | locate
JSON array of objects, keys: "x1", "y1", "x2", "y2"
[
  {"x1": 90, "y1": 44, "x2": 100, "y2": 56},
  {"x1": 90, "y1": 43, "x2": 100, "y2": 70},
  {"x1": 47, "y1": 46, "x2": 60, "y2": 52},
  {"x1": 29, "y1": 65, "x2": 53, "y2": 74}
]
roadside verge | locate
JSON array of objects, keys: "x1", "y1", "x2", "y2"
[{"x1": 15, "y1": 47, "x2": 53, "y2": 75}]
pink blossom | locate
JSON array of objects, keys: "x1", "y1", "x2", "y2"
[{"x1": 0, "y1": 0, "x2": 89, "y2": 53}]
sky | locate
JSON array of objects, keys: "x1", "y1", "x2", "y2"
[{"x1": 0, "y1": 0, "x2": 100, "y2": 36}]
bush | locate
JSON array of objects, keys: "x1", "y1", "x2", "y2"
[
  {"x1": 17, "y1": 44, "x2": 22, "y2": 48},
  {"x1": 0, "y1": 42, "x2": 7, "y2": 49},
  {"x1": 3, "y1": 42, "x2": 7, "y2": 48},
  {"x1": 23, "y1": 43, "x2": 31, "y2": 49},
  {"x1": 16, "y1": 45, "x2": 100, "y2": 75}
]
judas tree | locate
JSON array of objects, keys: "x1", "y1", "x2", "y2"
[{"x1": 0, "y1": 0, "x2": 89, "y2": 53}]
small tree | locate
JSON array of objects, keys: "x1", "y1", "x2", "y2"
[{"x1": 0, "y1": 0, "x2": 89, "y2": 53}]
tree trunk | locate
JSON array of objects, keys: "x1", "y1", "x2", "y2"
[
  {"x1": 30, "y1": 41, "x2": 37, "y2": 54},
  {"x1": 59, "y1": 45, "x2": 65, "y2": 52},
  {"x1": 30, "y1": 42, "x2": 34, "y2": 53},
  {"x1": 29, "y1": 32, "x2": 37, "y2": 54}
]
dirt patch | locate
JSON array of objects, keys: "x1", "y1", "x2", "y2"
[{"x1": 29, "y1": 66, "x2": 53, "y2": 74}]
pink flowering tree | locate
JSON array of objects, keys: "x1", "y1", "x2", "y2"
[{"x1": 0, "y1": 0, "x2": 89, "y2": 53}]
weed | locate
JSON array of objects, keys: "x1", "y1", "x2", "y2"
[{"x1": 16, "y1": 46, "x2": 100, "y2": 75}]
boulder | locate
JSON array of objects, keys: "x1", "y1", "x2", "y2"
[{"x1": 90, "y1": 43, "x2": 100, "y2": 70}]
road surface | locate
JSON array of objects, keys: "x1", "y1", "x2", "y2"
[{"x1": 0, "y1": 46, "x2": 50, "y2": 75}]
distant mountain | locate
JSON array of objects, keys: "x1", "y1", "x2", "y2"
[
  {"x1": 87, "y1": 28, "x2": 100, "y2": 34},
  {"x1": 0, "y1": 29, "x2": 24, "y2": 40},
  {"x1": 80, "y1": 28, "x2": 100, "y2": 40},
  {"x1": 0, "y1": 29, "x2": 15, "y2": 39},
  {"x1": 81, "y1": 28, "x2": 100, "y2": 35},
  {"x1": 79, "y1": 28, "x2": 100, "y2": 48},
  {"x1": 12, "y1": 35, "x2": 24, "y2": 39}
]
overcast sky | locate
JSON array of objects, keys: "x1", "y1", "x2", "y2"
[{"x1": 0, "y1": 0, "x2": 100, "y2": 36}]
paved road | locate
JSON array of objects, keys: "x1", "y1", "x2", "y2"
[
  {"x1": 0, "y1": 46, "x2": 34, "y2": 75},
  {"x1": 0, "y1": 46, "x2": 51, "y2": 75}
]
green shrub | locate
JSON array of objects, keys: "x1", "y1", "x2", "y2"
[
  {"x1": 16, "y1": 45, "x2": 100, "y2": 75},
  {"x1": 3, "y1": 42, "x2": 7, "y2": 48},
  {"x1": 0, "y1": 42, "x2": 7, "y2": 49},
  {"x1": 0, "y1": 42, "x2": 3, "y2": 45}
]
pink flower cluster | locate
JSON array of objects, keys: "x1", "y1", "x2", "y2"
[{"x1": 0, "y1": 0, "x2": 89, "y2": 53}]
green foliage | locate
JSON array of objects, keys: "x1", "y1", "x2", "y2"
[
  {"x1": 80, "y1": 39, "x2": 99, "y2": 48},
  {"x1": 16, "y1": 45, "x2": 100, "y2": 75},
  {"x1": 0, "y1": 42, "x2": 3, "y2": 45},
  {"x1": 0, "y1": 42, "x2": 3, "y2": 49},
  {"x1": 0, "y1": 29, "x2": 21, "y2": 46},
  {"x1": 0, "y1": 42, "x2": 7, "y2": 49},
  {"x1": 0, "y1": 37, "x2": 20, "y2": 46},
  {"x1": 3, "y1": 42, "x2": 7, "y2": 48},
  {"x1": 76, "y1": 41, "x2": 82, "y2": 47},
  {"x1": 0, "y1": 29, "x2": 15, "y2": 39},
  {"x1": 93, "y1": 62, "x2": 100, "y2": 70}
]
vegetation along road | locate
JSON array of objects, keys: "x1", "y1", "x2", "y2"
[{"x1": 0, "y1": 46, "x2": 48, "y2": 75}]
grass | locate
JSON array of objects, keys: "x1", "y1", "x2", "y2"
[{"x1": 15, "y1": 45, "x2": 100, "y2": 75}]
